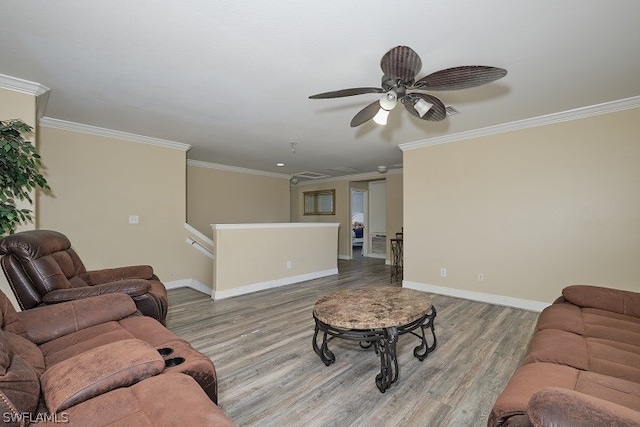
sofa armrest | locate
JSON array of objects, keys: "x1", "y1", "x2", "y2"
[
  {"x1": 81, "y1": 265, "x2": 154, "y2": 284},
  {"x1": 40, "y1": 339, "x2": 165, "y2": 413},
  {"x1": 18, "y1": 293, "x2": 139, "y2": 345},
  {"x1": 528, "y1": 387, "x2": 640, "y2": 427},
  {"x1": 563, "y1": 285, "x2": 640, "y2": 317},
  {"x1": 40, "y1": 280, "x2": 150, "y2": 304}
]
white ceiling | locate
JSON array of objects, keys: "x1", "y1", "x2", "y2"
[{"x1": 2, "y1": 1, "x2": 640, "y2": 179}]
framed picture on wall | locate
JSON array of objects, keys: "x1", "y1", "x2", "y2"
[{"x1": 303, "y1": 189, "x2": 335, "y2": 215}]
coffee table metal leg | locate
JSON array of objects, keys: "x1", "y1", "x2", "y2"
[
  {"x1": 312, "y1": 321, "x2": 335, "y2": 365},
  {"x1": 413, "y1": 306, "x2": 438, "y2": 361},
  {"x1": 374, "y1": 327, "x2": 399, "y2": 393}
]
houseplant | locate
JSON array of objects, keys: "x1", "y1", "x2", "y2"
[{"x1": 0, "y1": 118, "x2": 50, "y2": 237}]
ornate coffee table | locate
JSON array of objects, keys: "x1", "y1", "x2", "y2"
[{"x1": 312, "y1": 286, "x2": 437, "y2": 392}]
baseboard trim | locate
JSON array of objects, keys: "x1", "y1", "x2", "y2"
[
  {"x1": 213, "y1": 268, "x2": 338, "y2": 300},
  {"x1": 164, "y1": 278, "x2": 213, "y2": 296},
  {"x1": 403, "y1": 280, "x2": 549, "y2": 312},
  {"x1": 338, "y1": 254, "x2": 351, "y2": 260}
]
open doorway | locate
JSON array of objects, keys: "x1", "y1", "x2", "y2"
[
  {"x1": 367, "y1": 180, "x2": 387, "y2": 259},
  {"x1": 351, "y1": 189, "x2": 367, "y2": 258}
]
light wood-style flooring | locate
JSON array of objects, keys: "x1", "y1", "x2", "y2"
[{"x1": 166, "y1": 257, "x2": 538, "y2": 427}]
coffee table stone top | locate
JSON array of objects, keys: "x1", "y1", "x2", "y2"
[{"x1": 313, "y1": 286, "x2": 433, "y2": 329}]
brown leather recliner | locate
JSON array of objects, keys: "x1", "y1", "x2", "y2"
[
  {"x1": 0, "y1": 288, "x2": 234, "y2": 426},
  {"x1": 0, "y1": 229, "x2": 168, "y2": 324}
]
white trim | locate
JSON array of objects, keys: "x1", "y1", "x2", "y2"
[
  {"x1": 0, "y1": 74, "x2": 51, "y2": 119},
  {"x1": 188, "y1": 159, "x2": 291, "y2": 179},
  {"x1": 338, "y1": 254, "x2": 351, "y2": 260},
  {"x1": 212, "y1": 222, "x2": 340, "y2": 230},
  {"x1": 403, "y1": 280, "x2": 549, "y2": 313},
  {"x1": 164, "y1": 278, "x2": 213, "y2": 296},
  {"x1": 212, "y1": 268, "x2": 338, "y2": 300},
  {"x1": 0, "y1": 74, "x2": 50, "y2": 96},
  {"x1": 38, "y1": 117, "x2": 192, "y2": 152},
  {"x1": 35, "y1": 90, "x2": 50, "y2": 119},
  {"x1": 186, "y1": 238, "x2": 213, "y2": 259},
  {"x1": 399, "y1": 96, "x2": 640, "y2": 152},
  {"x1": 184, "y1": 223, "x2": 213, "y2": 247}
]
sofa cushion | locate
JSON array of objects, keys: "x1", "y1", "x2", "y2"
[
  {"x1": 524, "y1": 328, "x2": 640, "y2": 383},
  {"x1": 40, "y1": 339, "x2": 165, "y2": 413},
  {"x1": 5, "y1": 332, "x2": 45, "y2": 377},
  {"x1": 37, "y1": 373, "x2": 235, "y2": 427},
  {"x1": 528, "y1": 387, "x2": 640, "y2": 427},
  {"x1": 0, "y1": 330, "x2": 40, "y2": 423},
  {"x1": 0, "y1": 330, "x2": 13, "y2": 376},
  {"x1": 535, "y1": 303, "x2": 586, "y2": 335},
  {"x1": 523, "y1": 329, "x2": 590, "y2": 370},
  {"x1": 39, "y1": 316, "x2": 189, "y2": 367},
  {"x1": 19, "y1": 293, "x2": 138, "y2": 345},
  {"x1": 490, "y1": 362, "x2": 640, "y2": 426},
  {"x1": 489, "y1": 362, "x2": 580, "y2": 426},
  {"x1": 0, "y1": 290, "x2": 29, "y2": 339},
  {"x1": 564, "y1": 285, "x2": 640, "y2": 318},
  {"x1": 536, "y1": 303, "x2": 640, "y2": 347},
  {"x1": 39, "y1": 321, "x2": 135, "y2": 366}
]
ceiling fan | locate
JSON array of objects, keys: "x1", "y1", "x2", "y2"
[{"x1": 309, "y1": 46, "x2": 507, "y2": 127}]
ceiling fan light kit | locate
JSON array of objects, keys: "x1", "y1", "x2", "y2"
[
  {"x1": 373, "y1": 108, "x2": 390, "y2": 126},
  {"x1": 413, "y1": 98, "x2": 433, "y2": 118},
  {"x1": 309, "y1": 46, "x2": 507, "y2": 128}
]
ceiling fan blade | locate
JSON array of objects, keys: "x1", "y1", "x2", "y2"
[
  {"x1": 309, "y1": 87, "x2": 384, "y2": 99},
  {"x1": 350, "y1": 100, "x2": 381, "y2": 127},
  {"x1": 415, "y1": 66, "x2": 507, "y2": 91},
  {"x1": 380, "y1": 46, "x2": 422, "y2": 83},
  {"x1": 403, "y1": 93, "x2": 446, "y2": 121}
]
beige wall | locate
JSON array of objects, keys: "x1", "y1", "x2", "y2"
[
  {"x1": 0, "y1": 87, "x2": 38, "y2": 308},
  {"x1": 291, "y1": 180, "x2": 350, "y2": 258},
  {"x1": 187, "y1": 164, "x2": 290, "y2": 238},
  {"x1": 213, "y1": 223, "x2": 338, "y2": 296},
  {"x1": 36, "y1": 126, "x2": 211, "y2": 287},
  {"x1": 291, "y1": 175, "x2": 404, "y2": 261},
  {"x1": 385, "y1": 173, "x2": 403, "y2": 256},
  {"x1": 404, "y1": 107, "x2": 640, "y2": 304}
]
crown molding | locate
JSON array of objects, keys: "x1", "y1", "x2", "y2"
[
  {"x1": 0, "y1": 74, "x2": 51, "y2": 119},
  {"x1": 0, "y1": 74, "x2": 49, "y2": 96},
  {"x1": 187, "y1": 159, "x2": 291, "y2": 179},
  {"x1": 399, "y1": 96, "x2": 640, "y2": 152},
  {"x1": 39, "y1": 117, "x2": 192, "y2": 151}
]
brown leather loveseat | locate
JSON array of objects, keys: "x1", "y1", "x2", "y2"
[
  {"x1": 489, "y1": 285, "x2": 640, "y2": 427},
  {"x1": 0, "y1": 230, "x2": 168, "y2": 324},
  {"x1": 0, "y1": 288, "x2": 235, "y2": 426}
]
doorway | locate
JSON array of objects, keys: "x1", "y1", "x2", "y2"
[{"x1": 350, "y1": 189, "x2": 367, "y2": 259}]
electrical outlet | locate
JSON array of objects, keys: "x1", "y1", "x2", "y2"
[
  {"x1": 286, "y1": 260, "x2": 292, "y2": 269},
  {"x1": 440, "y1": 268, "x2": 447, "y2": 278},
  {"x1": 128, "y1": 215, "x2": 139, "y2": 224},
  {"x1": 477, "y1": 273, "x2": 485, "y2": 282}
]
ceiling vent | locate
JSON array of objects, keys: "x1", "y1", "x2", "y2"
[
  {"x1": 326, "y1": 166, "x2": 363, "y2": 174},
  {"x1": 292, "y1": 171, "x2": 331, "y2": 180}
]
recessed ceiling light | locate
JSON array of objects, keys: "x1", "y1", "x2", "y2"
[{"x1": 277, "y1": 163, "x2": 285, "y2": 167}]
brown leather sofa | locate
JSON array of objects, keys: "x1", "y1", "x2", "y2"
[
  {"x1": 0, "y1": 230, "x2": 168, "y2": 324},
  {"x1": 489, "y1": 285, "x2": 640, "y2": 427},
  {"x1": 0, "y1": 288, "x2": 235, "y2": 426}
]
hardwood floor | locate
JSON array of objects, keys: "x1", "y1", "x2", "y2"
[{"x1": 166, "y1": 257, "x2": 538, "y2": 427}]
